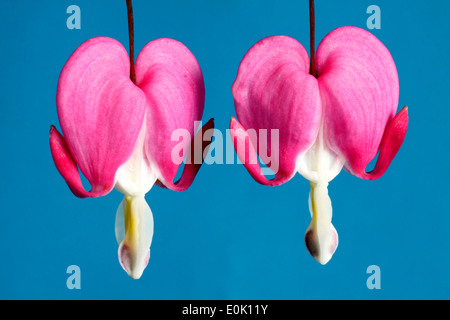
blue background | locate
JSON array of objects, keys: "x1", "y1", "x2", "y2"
[{"x1": 0, "y1": 0, "x2": 449, "y2": 299}]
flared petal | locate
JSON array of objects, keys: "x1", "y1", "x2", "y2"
[
  {"x1": 135, "y1": 38, "x2": 206, "y2": 190},
  {"x1": 353, "y1": 106, "x2": 409, "y2": 180},
  {"x1": 231, "y1": 35, "x2": 322, "y2": 185},
  {"x1": 49, "y1": 126, "x2": 109, "y2": 198},
  {"x1": 317, "y1": 26, "x2": 406, "y2": 179},
  {"x1": 155, "y1": 118, "x2": 215, "y2": 191},
  {"x1": 55, "y1": 37, "x2": 147, "y2": 197},
  {"x1": 229, "y1": 116, "x2": 284, "y2": 186}
]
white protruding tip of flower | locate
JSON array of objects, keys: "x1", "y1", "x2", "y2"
[
  {"x1": 115, "y1": 195, "x2": 154, "y2": 279},
  {"x1": 305, "y1": 182, "x2": 339, "y2": 265},
  {"x1": 297, "y1": 117, "x2": 343, "y2": 265}
]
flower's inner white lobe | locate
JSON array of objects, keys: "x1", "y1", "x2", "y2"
[
  {"x1": 115, "y1": 113, "x2": 157, "y2": 196},
  {"x1": 113, "y1": 112, "x2": 156, "y2": 279},
  {"x1": 297, "y1": 118, "x2": 344, "y2": 265},
  {"x1": 115, "y1": 195, "x2": 153, "y2": 279},
  {"x1": 297, "y1": 120, "x2": 343, "y2": 183},
  {"x1": 305, "y1": 182, "x2": 338, "y2": 264}
]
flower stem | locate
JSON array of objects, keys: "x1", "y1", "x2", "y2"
[
  {"x1": 126, "y1": 0, "x2": 136, "y2": 84},
  {"x1": 309, "y1": 0, "x2": 318, "y2": 78}
]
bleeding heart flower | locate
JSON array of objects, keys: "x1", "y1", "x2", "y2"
[
  {"x1": 230, "y1": 26, "x2": 408, "y2": 265},
  {"x1": 50, "y1": 36, "x2": 213, "y2": 279}
]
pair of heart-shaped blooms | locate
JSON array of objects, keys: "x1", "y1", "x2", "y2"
[{"x1": 50, "y1": 25, "x2": 408, "y2": 279}]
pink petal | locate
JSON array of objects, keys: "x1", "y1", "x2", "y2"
[
  {"x1": 155, "y1": 118, "x2": 215, "y2": 191},
  {"x1": 231, "y1": 36, "x2": 321, "y2": 185},
  {"x1": 135, "y1": 38, "x2": 206, "y2": 190},
  {"x1": 229, "y1": 116, "x2": 280, "y2": 186},
  {"x1": 55, "y1": 37, "x2": 147, "y2": 197},
  {"x1": 49, "y1": 126, "x2": 108, "y2": 198},
  {"x1": 317, "y1": 26, "x2": 404, "y2": 179},
  {"x1": 354, "y1": 106, "x2": 409, "y2": 180}
]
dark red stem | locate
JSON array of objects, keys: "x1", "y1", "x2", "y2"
[
  {"x1": 309, "y1": 0, "x2": 317, "y2": 78},
  {"x1": 126, "y1": 0, "x2": 136, "y2": 84}
]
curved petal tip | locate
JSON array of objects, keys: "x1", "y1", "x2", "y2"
[
  {"x1": 229, "y1": 117, "x2": 296, "y2": 186},
  {"x1": 49, "y1": 126, "x2": 112, "y2": 198},
  {"x1": 156, "y1": 118, "x2": 215, "y2": 191},
  {"x1": 352, "y1": 106, "x2": 409, "y2": 180},
  {"x1": 118, "y1": 243, "x2": 150, "y2": 280}
]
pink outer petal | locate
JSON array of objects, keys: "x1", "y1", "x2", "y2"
[
  {"x1": 55, "y1": 37, "x2": 147, "y2": 197},
  {"x1": 49, "y1": 126, "x2": 109, "y2": 198},
  {"x1": 317, "y1": 26, "x2": 403, "y2": 179},
  {"x1": 353, "y1": 106, "x2": 409, "y2": 180},
  {"x1": 155, "y1": 118, "x2": 215, "y2": 191},
  {"x1": 231, "y1": 36, "x2": 321, "y2": 185},
  {"x1": 230, "y1": 117, "x2": 287, "y2": 186},
  {"x1": 135, "y1": 38, "x2": 205, "y2": 190}
]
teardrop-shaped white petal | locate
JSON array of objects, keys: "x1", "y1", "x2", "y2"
[
  {"x1": 297, "y1": 117, "x2": 343, "y2": 264},
  {"x1": 305, "y1": 182, "x2": 339, "y2": 265},
  {"x1": 116, "y1": 195, "x2": 154, "y2": 279}
]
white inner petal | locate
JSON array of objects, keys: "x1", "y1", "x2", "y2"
[
  {"x1": 297, "y1": 123, "x2": 344, "y2": 184},
  {"x1": 114, "y1": 114, "x2": 157, "y2": 196},
  {"x1": 296, "y1": 119, "x2": 344, "y2": 265},
  {"x1": 115, "y1": 195, "x2": 154, "y2": 279},
  {"x1": 112, "y1": 111, "x2": 157, "y2": 279}
]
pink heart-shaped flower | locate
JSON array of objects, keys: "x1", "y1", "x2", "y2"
[
  {"x1": 50, "y1": 37, "x2": 214, "y2": 279},
  {"x1": 231, "y1": 26, "x2": 408, "y2": 264}
]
